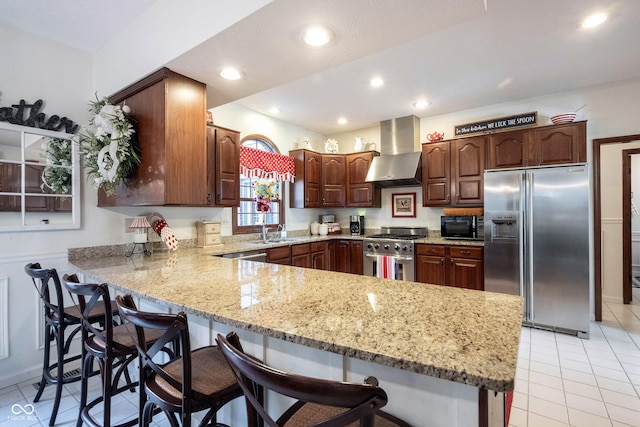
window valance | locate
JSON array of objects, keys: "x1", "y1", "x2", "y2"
[{"x1": 240, "y1": 146, "x2": 296, "y2": 182}]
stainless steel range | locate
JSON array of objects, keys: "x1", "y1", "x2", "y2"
[{"x1": 363, "y1": 226, "x2": 428, "y2": 282}]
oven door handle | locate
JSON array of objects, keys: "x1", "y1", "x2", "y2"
[{"x1": 364, "y1": 253, "x2": 413, "y2": 261}]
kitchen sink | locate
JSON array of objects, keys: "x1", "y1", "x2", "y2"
[{"x1": 247, "y1": 237, "x2": 306, "y2": 245}]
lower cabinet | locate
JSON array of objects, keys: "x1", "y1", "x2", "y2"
[
  {"x1": 416, "y1": 244, "x2": 484, "y2": 290},
  {"x1": 330, "y1": 240, "x2": 363, "y2": 275},
  {"x1": 291, "y1": 243, "x2": 311, "y2": 268},
  {"x1": 266, "y1": 246, "x2": 291, "y2": 265},
  {"x1": 310, "y1": 241, "x2": 329, "y2": 270}
]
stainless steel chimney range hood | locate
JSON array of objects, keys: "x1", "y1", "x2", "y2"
[{"x1": 365, "y1": 115, "x2": 422, "y2": 187}]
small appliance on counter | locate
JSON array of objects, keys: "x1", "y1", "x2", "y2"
[
  {"x1": 326, "y1": 223, "x2": 341, "y2": 234},
  {"x1": 350, "y1": 215, "x2": 365, "y2": 236},
  {"x1": 319, "y1": 214, "x2": 335, "y2": 224}
]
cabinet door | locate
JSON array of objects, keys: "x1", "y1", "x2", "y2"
[
  {"x1": 24, "y1": 164, "x2": 49, "y2": 212},
  {"x1": 487, "y1": 130, "x2": 529, "y2": 169},
  {"x1": 449, "y1": 257, "x2": 484, "y2": 290},
  {"x1": 533, "y1": 122, "x2": 585, "y2": 166},
  {"x1": 346, "y1": 152, "x2": 380, "y2": 207},
  {"x1": 321, "y1": 155, "x2": 346, "y2": 207},
  {"x1": 332, "y1": 240, "x2": 350, "y2": 273},
  {"x1": 211, "y1": 127, "x2": 240, "y2": 206},
  {"x1": 422, "y1": 142, "x2": 450, "y2": 206},
  {"x1": 0, "y1": 163, "x2": 20, "y2": 211},
  {"x1": 349, "y1": 241, "x2": 363, "y2": 275},
  {"x1": 416, "y1": 245, "x2": 447, "y2": 285},
  {"x1": 291, "y1": 243, "x2": 311, "y2": 268},
  {"x1": 416, "y1": 255, "x2": 446, "y2": 285},
  {"x1": 451, "y1": 137, "x2": 485, "y2": 205},
  {"x1": 266, "y1": 246, "x2": 291, "y2": 265},
  {"x1": 311, "y1": 242, "x2": 328, "y2": 270}
]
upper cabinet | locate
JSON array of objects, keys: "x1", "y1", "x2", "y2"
[
  {"x1": 346, "y1": 151, "x2": 381, "y2": 207},
  {"x1": 98, "y1": 68, "x2": 208, "y2": 206},
  {"x1": 290, "y1": 149, "x2": 322, "y2": 208},
  {"x1": 207, "y1": 125, "x2": 240, "y2": 206},
  {"x1": 487, "y1": 121, "x2": 586, "y2": 169},
  {"x1": 321, "y1": 154, "x2": 346, "y2": 207},
  {"x1": 422, "y1": 136, "x2": 484, "y2": 207},
  {"x1": 0, "y1": 123, "x2": 80, "y2": 231}
]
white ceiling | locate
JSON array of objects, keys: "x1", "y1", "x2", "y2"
[{"x1": 2, "y1": 0, "x2": 640, "y2": 135}]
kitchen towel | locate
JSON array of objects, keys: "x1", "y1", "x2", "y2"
[{"x1": 375, "y1": 255, "x2": 397, "y2": 279}]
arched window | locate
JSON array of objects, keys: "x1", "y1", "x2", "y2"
[{"x1": 232, "y1": 135, "x2": 285, "y2": 234}]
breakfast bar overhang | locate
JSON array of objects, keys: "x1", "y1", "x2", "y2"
[{"x1": 70, "y1": 248, "x2": 523, "y2": 427}]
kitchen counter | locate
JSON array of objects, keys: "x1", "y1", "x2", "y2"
[{"x1": 70, "y1": 247, "x2": 520, "y2": 392}]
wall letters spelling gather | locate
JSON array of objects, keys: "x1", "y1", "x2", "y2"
[{"x1": 0, "y1": 99, "x2": 78, "y2": 134}]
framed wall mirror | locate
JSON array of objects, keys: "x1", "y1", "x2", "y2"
[{"x1": 0, "y1": 122, "x2": 80, "y2": 231}]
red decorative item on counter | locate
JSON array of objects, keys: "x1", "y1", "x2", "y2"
[{"x1": 148, "y1": 212, "x2": 179, "y2": 252}]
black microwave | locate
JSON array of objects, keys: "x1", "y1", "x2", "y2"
[{"x1": 441, "y1": 215, "x2": 484, "y2": 240}]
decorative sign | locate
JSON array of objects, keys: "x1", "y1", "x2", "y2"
[
  {"x1": 0, "y1": 99, "x2": 78, "y2": 134},
  {"x1": 454, "y1": 111, "x2": 537, "y2": 137}
]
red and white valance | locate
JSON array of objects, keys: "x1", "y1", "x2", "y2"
[{"x1": 240, "y1": 146, "x2": 296, "y2": 182}]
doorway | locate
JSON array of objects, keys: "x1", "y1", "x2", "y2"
[
  {"x1": 622, "y1": 148, "x2": 640, "y2": 304},
  {"x1": 594, "y1": 133, "x2": 640, "y2": 321}
]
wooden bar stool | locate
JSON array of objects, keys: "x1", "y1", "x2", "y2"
[
  {"x1": 217, "y1": 332, "x2": 413, "y2": 427},
  {"x1": 24, "y1": 263, "x2": 118, "y2": 426},
  {"x1": 62, "y1": 274, "x2": 175, "y2": 427},
  {"x1": 115, "y1": 294, "x2": 243, "y2": 427}
]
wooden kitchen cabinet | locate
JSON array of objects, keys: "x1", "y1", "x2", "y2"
[
  {"x1": 330, "y1": 240, "x2": 363, "y2": 275},
  {"x1": 291, "y1": 243, "x2": 311, "y2": 268},
  {"x1": 310, "y1": 241, "x2": 329, "y2": 270},
  {"x1": 99, "y1": 68, "x2": 208, "y2": 206},
  {"x1": 290, "y1": 150, "x2": 347, "y2": 208},
  {"x1": 415, "y1": 244, "x2": 446, "y2": 286},
  {"x1": 421, "y1": 142, "x2": 450, "y2": 206},
  {"x1": 486, "y1": 121, "x2": 586, "y2": 169},
  {"x1": 321, "y1": 154, "x2": 346, "y2": 207},
  {"x1": 416, "y1": 244, "x2": 484, "y2": 290},
  {"x1": 422, "y1": 136, "x2": 484, "y2": 207},
  {"x1": 533, "y1": 121, "x2": 586, "y2": 166},
  {"x1": 290, "y1": 149, "x2": 322, "y2": 208},
  {"x1": 207, "y1": 125, "x2": 240, "y2": 206},
  {"x1": 346, "y1": 151, "x2": 381, "y2": 207},
  {"x1": 487, "y1": 130, "x2": 530, "y2": 169},
  {"x1": 266, "y1": 246, "x2": 291, "y2": 265}
]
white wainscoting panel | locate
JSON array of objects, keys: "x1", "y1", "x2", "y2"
[{"x1": 0, "y1": 277, "x2": 8, "y2": 359}]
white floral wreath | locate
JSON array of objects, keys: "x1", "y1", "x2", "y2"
[{"x1": 78, "y1": 95, "x2": 139, "y2": 196}]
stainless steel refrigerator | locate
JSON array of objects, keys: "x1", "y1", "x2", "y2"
[{"x1": 484, "y1": 165, "x2": 590, "y2": 338}]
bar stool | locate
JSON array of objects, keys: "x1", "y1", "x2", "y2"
[
  {"x1": 62, "y1": 274, "x2": 175, "y2": 427},
  {"x1": 115, "y1": 294, "x2": 243, "y2": 427},
  {"x1": 24, "y1": 263, "x2": 119, "y2": 426},
  {"x1": 217, "y1": 332, "x2": 412, "y2": 427}
]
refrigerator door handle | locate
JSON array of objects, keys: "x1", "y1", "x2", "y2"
[{"x1": 526, "y1": 172, "x2": 535, "y2": 322}]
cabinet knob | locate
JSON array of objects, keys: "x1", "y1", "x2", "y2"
[{"x1": 461, "y1": 250, "x2": 470, "y2": 255}]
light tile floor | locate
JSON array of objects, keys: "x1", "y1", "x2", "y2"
[{"x1": 1, "y1": 289, "x2": 639, "y2": 427}]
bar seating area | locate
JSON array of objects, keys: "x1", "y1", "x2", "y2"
[{"x1": 24, "y1": 263, "x2": 119, "y2": 426}]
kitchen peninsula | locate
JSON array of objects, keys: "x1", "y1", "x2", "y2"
[{"x1": 70, "y1": 247, "x2": 523, "y2": 427}]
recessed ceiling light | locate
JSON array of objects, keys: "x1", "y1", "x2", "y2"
[
  {"x1": 413, "y1": 100, "x2": 430, "y2": 109},
  {"x1": 582, "y1": 12, "x2": 607, "y2": 28},
  {"x1": 220, "y1": 67, "x2": 243, "y2": 80},
  {"x1": 370, "y1": 77, "x2": 384, "y2": 88},
  {"x1": 337, "y1": 117, "x2": 347, "y2": 125},
  {"x1": 269, "y1": 107, "x2": 281, "y2": 115},
  {"x1": 303, "y1": 25, "x2": 334, "y2": 47}
]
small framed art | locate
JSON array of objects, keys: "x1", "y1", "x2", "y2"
[{"x1": 391, "y1": 192, "x2": 416, "y2": 218}]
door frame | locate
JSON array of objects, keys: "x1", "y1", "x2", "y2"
[
  {"x1": 593, "y1": 134, "x2": 640, "y2": 321},
  {"x1": 622, "y1": 148, "x2": 640, "y2": 304}
]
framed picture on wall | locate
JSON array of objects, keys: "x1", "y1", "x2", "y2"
[{"x1": 391, "y1": 192, "x2": 416, "y2": 218}]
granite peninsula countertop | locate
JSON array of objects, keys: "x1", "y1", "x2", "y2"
[{"x1": 70, "y1": 246, "x2": 521, "y2": 393}]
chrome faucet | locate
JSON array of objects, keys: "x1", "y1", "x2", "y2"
[{"x1": 261, "y1": 217, "x2": 269, "y2": 242}]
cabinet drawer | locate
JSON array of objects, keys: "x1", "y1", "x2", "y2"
[
  {"x1": 310, "y1": 241, "x2": 327, "y2": 252},
  {"x1": 416, "y1": 244, "x2": 446, "y2": 256},
  {"x1": 449, "y1": 246, "x2": 483, "y2": 259},
  {"x1": 204, "y1": 234, "x2": 221, "y2": 246},
  {"x1": 268, "y1": 246, "x2": 291, "y2": 259},
  {"x1": 291, "y1": 243, "x2": 310, "y2": 256},
  {"x1": 204, "y1": 222, "x2": 221, "y2": 234}
]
